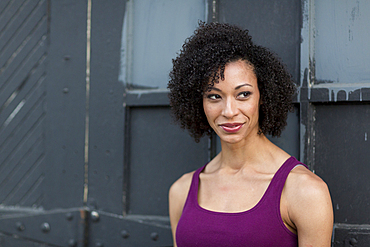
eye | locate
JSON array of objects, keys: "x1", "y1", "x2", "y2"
[
  {"x1": 238, "y1": 91, "x2": 252, "y2": 99},
  {"x1": 207, "y1": 94, "x2": 221, "y2": 100}
]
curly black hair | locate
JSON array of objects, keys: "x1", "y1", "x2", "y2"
[{"x1": 168, "y1": 22, "x2": 296, "y2": 143}]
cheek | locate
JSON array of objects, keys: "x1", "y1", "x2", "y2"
[
  {"x1": 203, "y1": 105, "x2": 213, "y2": 120},
  {"x1": 252, "y1": 103, "x2": 260, "y2": 114},
  {"x1": 241, "y1": 100, "x2": 260, "y2": 120},
  {"x1": 203, "y1": 103, "x2": 219, "y2": 122}
]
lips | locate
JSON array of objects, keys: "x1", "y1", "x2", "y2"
[{"x1": 219, "y1": 123, "x2": 244, "y2": 133}]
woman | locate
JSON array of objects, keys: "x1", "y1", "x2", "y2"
[{"x1": 168, "y1": 22, "x2": 333, "y2": 247}]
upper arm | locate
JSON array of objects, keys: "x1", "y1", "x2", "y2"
[
  {"x1": 169, "y1": 172, "x2": 193, "y2": 247},
  {"x1": 287, "y1": 169, "x2": 334, "y2": 247}
]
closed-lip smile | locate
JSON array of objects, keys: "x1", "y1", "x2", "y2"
[{"x1": 219, "y1": 123, "x2": 244, "y2": 133}]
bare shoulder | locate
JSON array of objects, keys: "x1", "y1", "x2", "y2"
[
  {"x1": 169, "y1": 171, "x2": 194, "y2": 203},
  {"x1": 285, "y1": 165, "x2": 330, "y2": 203},
  {"x1": 284, "y1": 165, "x2": 333, "y2": 246}
]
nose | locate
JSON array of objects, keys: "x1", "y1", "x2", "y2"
[{"x1": 222, "y1": 97, "x2": 239, "y2": 119}]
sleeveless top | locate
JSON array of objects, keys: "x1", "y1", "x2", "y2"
[{"x1": 176, "y1": 156, "x2": 306, "y2": 247}]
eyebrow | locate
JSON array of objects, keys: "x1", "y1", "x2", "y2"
[{"x1": 210, "y1": 83, "x2": 252, "y2": 91}]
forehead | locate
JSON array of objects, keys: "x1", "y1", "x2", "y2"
[
  {"x1": 217, "y1": 60, "x2": 257, "y2": 86},
  {"x1": 225, "y1": 60, "x2": 255, "y2": 76},
  {"x1": 204, "y1": 59, "x2": 257, "y2": 91}
]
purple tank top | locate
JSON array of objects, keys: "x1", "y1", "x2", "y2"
[{"x1": 176, "y1": 156, "x2": 305, "y2": 247}]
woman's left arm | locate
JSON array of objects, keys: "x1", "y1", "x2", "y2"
[{"x1": 287, "y1": 168, "x2": 334, "y2": 247}]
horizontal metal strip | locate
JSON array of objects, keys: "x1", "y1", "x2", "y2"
[
  {"x1": 333, "y1": 223, "x2": 370, "y2": 247},
  {"x1": 301, "y1": 86, "x2": 370, "y2": 102}
]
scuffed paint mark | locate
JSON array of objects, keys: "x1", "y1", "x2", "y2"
[
  {"x1": 365, "y1": 132, "x2": 368, "y2": 141},
  {"x1": 350, "y1": 1, "x2": 360, "y2": 22},
  {"x1": 348, "y1": 26, "x2": 353, "y2": 41},
  {"x1": 3, "y1": 100, "x2": 25, "y2": 128},
  {"x1": 348, "y1": 0, "x2": 361, "y2": 42},
  {"x1": 119, "y1": 0, "x2": 133, "y2": 85}
]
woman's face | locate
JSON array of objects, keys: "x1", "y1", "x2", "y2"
[{"x1": 203, "y1": 60, "x2": 260, "y2": 144}]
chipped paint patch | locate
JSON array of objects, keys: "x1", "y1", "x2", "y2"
[{"x1": 312, "y1": 82, "x2": 370, "y2": 101}]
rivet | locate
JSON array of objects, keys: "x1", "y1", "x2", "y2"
[
  {"x1": 63, "y1": 87, "x2": 69, "y2": 93},
  {"x1": 66, "y1": 213, "x2": 74, "y2": 221},
  {"x1": 68, "y1": 239, "x2": 77, "y2": 247},
  {"x1": 91, "y1": 211, "x2": 100, "y2": 222},
  {"x1": 95, "y1": 242, "x2": 104, "y2": 247},
  {"x1": 41, "y1": 222, "x2": 50, "y2": 233},
  {"x1": 150, "y1": 232, "x2": 159, "y2": 241},
  {"x1": 121, "y1": 230, "x2": 129, "y2": 239},
  {"x1": 15, "y1": 222, "x2": 25, "y2": 231},
  {"x1": 64, "y1": 55, "x2": 71, "y2": 61}
]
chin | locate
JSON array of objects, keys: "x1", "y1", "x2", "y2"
[
  {"x1": 218, "y1": 129, "x2": 259, "y2": 145},
  {"x1": 219, "y1": 135, "x2": 246, "y2": 145}
]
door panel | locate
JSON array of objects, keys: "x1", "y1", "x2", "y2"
[
  {"x1": 128, "y1": 106, "x2": 209, "y2": 216},
  {"x1": 314, "y1": 0, "x2": 370, "y2": 86},
  {"x1": 127, "y1": 0, "x2": 206, "y2": 89},
  {"x1": 315, "y1": 103, "x2": 370, "y2": 224},
  {"x1": 218, "y1": 0, "x2": 301, "y2": 82}
]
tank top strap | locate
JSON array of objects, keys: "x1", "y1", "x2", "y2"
[
  {"x1": 184, "y1": 164, "x2": 207, "y2": 207},
  {"x1": 266, "y1": 156, "x2": 307, "y2": 205}
]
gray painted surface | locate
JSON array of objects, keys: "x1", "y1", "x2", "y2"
[
  {"x1": 44, "y1": 0, "x2": 87, "y2": 210},
  {"x1": 128, "y1": 107, "x2": 209, "y2": 216},
  {"x1": 120, "y1": 0, "x2": 205, "y2": 89},
  {"x1": 315, "y1": 103, "x2": 370, "y2": 225},
  {"x1": 219, "y1": 0, "x2": 301, "y2": 83},
  {"x1": 0, "y1": 0, "x2": 87, "y2": 246},
  {"x1": 315, "y1": 0, "x2": 370, "y2": 85},
  {"x1": 87, "y1": 0, "x2": 125, "y2": 215},
  {"x1": 301, "y1": 0, "x2": 370, "y2": 245},
  {"x1": 0, "y1": 0, "x2": 47, "y2": 209}
]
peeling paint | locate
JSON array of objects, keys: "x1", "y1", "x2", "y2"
[{"x1": 312, "y1": 83, "x2": 369, "y2": 102}]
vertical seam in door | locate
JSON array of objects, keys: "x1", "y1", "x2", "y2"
[{"x1": 83, "y1": 0, "x2": 92, "y2": 204}]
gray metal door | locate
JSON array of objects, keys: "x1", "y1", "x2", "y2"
[
  {"x1": 1, "y1": 0, "x2": 369, "y2": 246},
  {"x1": 0, "y1": 0, "x2": 86, "y2": 246}
]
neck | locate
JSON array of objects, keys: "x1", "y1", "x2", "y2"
[{"x1": 217, "y1": 133, "x2": 280, "y2": 171}]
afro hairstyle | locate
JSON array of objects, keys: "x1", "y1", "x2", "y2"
[{"x1": 168, "y1": 22, "x2": 296, "y2": 143}]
